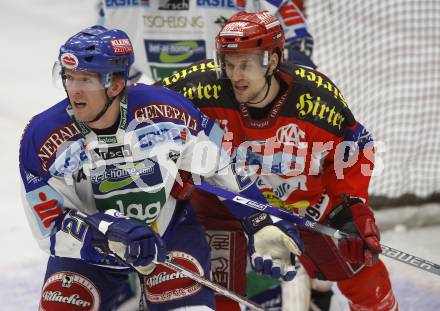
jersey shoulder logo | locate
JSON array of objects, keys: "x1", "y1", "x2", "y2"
[
  {"x1": 290, "y1": 65, "x2": 348, "y2": 108},
  {"x1": 283, "y1": 65, "x2": 356, "y2": 136},
  {"x1": 161, "y1": 60, "x2": 218, "y2": 88}
]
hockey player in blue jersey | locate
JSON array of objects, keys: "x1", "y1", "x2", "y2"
[{"x1": 19, "y1": 25, "x2": 304, "y2": 310}]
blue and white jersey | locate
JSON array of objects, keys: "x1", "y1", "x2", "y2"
[{"x1": 19, "y1": 83, "x2": 259, "y2": 267}]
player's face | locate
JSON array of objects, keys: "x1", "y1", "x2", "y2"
[
  {"x1": 224, "y1": 52, "x2": 268, "y2": 104},
  {"x1": 64, "y1": 70, "x2": 108, "y2": 122}
]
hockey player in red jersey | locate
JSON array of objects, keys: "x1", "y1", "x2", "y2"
[{"x1": 158, "y1": 11, "x2": 399, "y2": 311}]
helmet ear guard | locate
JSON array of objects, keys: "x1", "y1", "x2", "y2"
[{"x1": 101, "y1": 72, "x2": 114, "y2": 88}]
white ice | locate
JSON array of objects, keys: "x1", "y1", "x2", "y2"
[{"x1": 1, "y1": 1, "x2": 439, "y2": 310}]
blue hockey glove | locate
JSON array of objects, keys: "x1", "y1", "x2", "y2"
[
  {"x1": 87, "y1": 209, "x2": 166, "y2": 274},
  {"x1": 241, "y1": 213, "x2": 304, "y2": 281}
]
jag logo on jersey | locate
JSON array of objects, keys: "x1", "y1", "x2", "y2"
[
  {"x1": 115, "y1": 197, "x2": 162, "y2": 223},
  {"x1": 96, "y1": 188, "x2": 167, "y2": 224}
]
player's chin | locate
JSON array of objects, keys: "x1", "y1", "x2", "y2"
[
  {"x1": 72, "y1": 111, "x2": 90, "y2": 123},
  {"x1": 235, "y1": 94, "x2": 249, "y2": 104}
]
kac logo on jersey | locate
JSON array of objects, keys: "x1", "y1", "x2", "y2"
[
  {"x1": 275, "y1": 123, "x2": 306, "y2": 147},
  {"x1": 158, "y1": 0, "x2": 189, "y2": 10}
]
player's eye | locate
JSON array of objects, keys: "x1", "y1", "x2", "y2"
[
  {"x1": 239, "y1": 62, "x2": 250, "y2": 71},
  {"x1": 81, "y1": 77, "x2": 93, "y2": 84}
]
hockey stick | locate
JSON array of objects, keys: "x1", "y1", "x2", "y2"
[
  {"x1": 158, "y1": 259, "x2": 264, "y2": 311},
  {"x1": 78, "y1": 211, "x2": 264, "y2": 311},
  {"x1": 196, "y1": 181, "x2": 440, "y2": 277}
]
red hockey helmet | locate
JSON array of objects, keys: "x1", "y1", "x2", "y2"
[{"x1": 215, "y1": 11, "x2": 285, "y2": 56}]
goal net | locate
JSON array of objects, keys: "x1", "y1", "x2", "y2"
[{"x1": 303, "y1": 0, "x2": 440, "y2": 205}]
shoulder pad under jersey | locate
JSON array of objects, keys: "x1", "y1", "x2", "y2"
[
  {"x1": 281, "y1": 63, "x2": 356, "y2": 136},
  {"x1": 126, "y1": 83, "x2": 210, "y2": 134},
  {"x1": 158, "y1": 59, "x2": 219, "y2": 89},
  {"x1": 19, "y1": 99, "x2": 82, "y2": 176},
  {"x1": 155, "y1": 59, "x2": 231, "y2": 109}
]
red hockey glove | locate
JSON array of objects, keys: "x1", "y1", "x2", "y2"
[
  {"x1": 326, "y1": 196, "x2": 381, "y2": 266},
  {"x1": 170, "y1": 170, "x2": 195, "y2": 200}
]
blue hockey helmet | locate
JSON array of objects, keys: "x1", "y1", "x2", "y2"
[{"x1": 58, "y1": 25, "x2": 134, "y2": 83}]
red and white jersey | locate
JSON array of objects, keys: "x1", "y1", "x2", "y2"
[{"x1": 158, "y1": 60, "x2": 375, "y2": 222}]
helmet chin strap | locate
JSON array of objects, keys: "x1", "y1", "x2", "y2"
[
  {"x1": 63, "y1": 71, "x2": 123, "y2": 125},
  {"x1": 84, "y1": 89, "x2": 117, "y2": 124},
  {"x1": 246, "y1": 66, "x2": 273, "y2": 106},
  {"x1": 65, "y1": 87, "x2": 118, "y2": 125}
]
